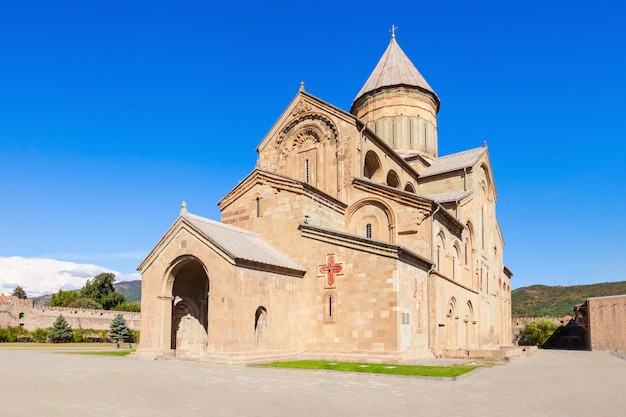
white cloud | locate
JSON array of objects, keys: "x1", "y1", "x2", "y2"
[{"x1": 0, "y1": 256, "x2": 140, "y2": 298}]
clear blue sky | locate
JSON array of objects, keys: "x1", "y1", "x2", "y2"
[{"x1": 1, "y1": 0, "x2": 625, "y2": 293}]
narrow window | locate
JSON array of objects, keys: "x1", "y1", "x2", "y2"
[
  {"x1": 437, "y1": 246, "x2": 441, "y2": 271},
  {"x1": 255, "y1": 197, "x2": 260, "y2": 217},
  {"x1": 401, "y1": 312, "x2": 410, "y2": 325},
  {"x1": 324, "y1": 291, "x2": 337, "y2": 323},
  {"x1": 452, "y1": 255, "x2": 456, "y2": 280},
  {"x1": 366, "y1": 223, "x2": 372, "y2": 239},
  {"x1": 464, "y1": 241, "x2": 468, "y2": 265},
  {"x1": 304, "y1": 159, "x2": 310, "y2": 183},
  {"x1": 481, "y1": 208, "x2": 485, "y2": 250},
  {"x1": 329, "y1": 296, "x2": 333, "y2": 318}
]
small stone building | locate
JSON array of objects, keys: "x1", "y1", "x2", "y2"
[
  {"x1": 138, "y1": 34, "x2": 513, "y2": 362},
  {"x1": 575, "y1": 294, "x2": 626, "y2": 351}
]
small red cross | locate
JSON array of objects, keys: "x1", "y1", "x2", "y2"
[{"x1": 319, "y1": 255, "x2": 342, "y2": 287}]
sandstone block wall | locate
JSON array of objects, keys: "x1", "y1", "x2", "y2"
[
  {"x1": 588, "y1": 295, "x2": 626, "y2": 351},
  {"x1": 0, "y1": 298, "x2": 140, "y2": 332}
]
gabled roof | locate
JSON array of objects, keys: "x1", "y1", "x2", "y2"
[
  {"x1": 419, "y1": 147, "x2": 486, "y2": 178},
  {"x1": 256, "y1": 89, "x2": 357, "y2": 154},
  {"x1": 181, "y1": 212, "x2": 305, "y2": 274},
  {"x1": 427, "y1": 190, "x2": 473, "y2": 204},
  {"x1": 354, "y1": 35, "x2": 438, "y2": 103}
]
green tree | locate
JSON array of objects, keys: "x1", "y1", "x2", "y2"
[
  {"x1": 50, "y1": 289, "x2": 79, "y2": 307},
  {"x1": 112, "y1": 302, "x2": 141, "y2": 312},
  {"x1": 49, "y1": 315, "x2": 73, "y2": 343},
  {"x1": 80, "y1": 273, "x2": 126, "y2": 310},
  {"x1": 11, "y1": 286, "x2": 27, "y2": 299},
  {"x1": 109, "y1": 314, "x2": 133, "y2": 344},
  {"x1": 67, "y1": 297, "x2": 103, "y2": 309},
  {"x1": 520, "y1": 319, "x2": 559, "y2": 346}
]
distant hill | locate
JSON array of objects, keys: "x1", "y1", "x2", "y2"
[
  {"x1": 512, "y1": 281, "x2": 626, "y2": 317},
  {"x1": 31, "y1": 280, "x2": 142, "y2": 306},
  {"x1": 114, "y1": 280, "x2": 141, "y2": 303}
]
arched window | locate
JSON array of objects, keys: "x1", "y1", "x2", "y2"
[
  {"x1": 255, "y1": 197, "x2": 260, "y2": 218},
  {"x1": 404, "y1": 183, "x2": 415, "y2": 193},
  {"x1": 366, "y1": 223, "x2": 372, "y2": 239},
  {"x1": 386, "y1": 170, "x2": 400, "y2": 188},
  {"x1": 447, "y1": 297, "x2": 457, "y2": 318},
  {"x1": 452, "y1": 244, "x2": 460, "y2": 280},
  {"x1": 254, "y1": 306, "x2": 268, "y2": 347},
  {"x1": 436, "y1": 232, "x2": 445, "y2": 272},
  {"x1": 466, "y1": 301, "x2": 474, "y2": 322},
  {"x1": 363, "y1": 151, "x2": 383, "y2": 182}
]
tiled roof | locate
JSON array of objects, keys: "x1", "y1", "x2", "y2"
[
  {"x1": 182, "y1": 213, "x2": 305, "y2": 273},
  {"x1": 420, "y1": 147, "x2": 486, "y2": 178},
  {"x1": 427, "y1": 190, "x2": 473, "y2": 204},
  {"x1": 354, "y1": 36, "x2": 437, "y2": 102}
]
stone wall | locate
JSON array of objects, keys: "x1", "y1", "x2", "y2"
[
  {"x1": 0, "y1": 298, "x2": 140, "y2": 331},
  {"x1": 588, "y1": 295, "x2": 626, "y2": 351}
]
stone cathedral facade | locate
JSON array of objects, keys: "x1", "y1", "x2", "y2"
[{"x1": 137, "y1": 34, "x2": 513, "y2": 362}]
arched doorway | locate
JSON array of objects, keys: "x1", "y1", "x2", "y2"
[{"x1": 169, "y1": 257, "x2": 209, "y2": 357}]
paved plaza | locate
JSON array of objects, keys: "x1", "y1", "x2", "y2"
[{"x1": 1, "y1": 349, "x2": 624, "y2": 417}]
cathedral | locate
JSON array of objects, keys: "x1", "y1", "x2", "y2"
[{"x1": 137, "y1": 33, "x2": 513, "y2": 362}]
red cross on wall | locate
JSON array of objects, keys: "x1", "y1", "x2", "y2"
[{"x1": 319, "y1": 254, "x2": 343, "y2": 287}]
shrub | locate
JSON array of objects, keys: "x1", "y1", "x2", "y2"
[
  {"x1": 0, "y1": 326, "x2": 30, "y2": 342},
  {"x1": 32, "y1": 328, "x2": 49, "y2": 343},
  {"x1": 130, "y1": 329, "x2": 140, "y2": 343},
  {"x1": 520, "y1": 319, "x2": 559, "y2": 346}
]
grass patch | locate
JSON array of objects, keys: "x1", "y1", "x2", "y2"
[
  {"x1": 255, "y1": 360, "x2": 475, "y2": 377},
  {"x1": 64, "y1": 350, "x2": 135, "y2": 357}
]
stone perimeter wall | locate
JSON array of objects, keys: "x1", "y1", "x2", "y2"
[{"x1": 0, "y1": 298, "x2": 140, "y2": 331}]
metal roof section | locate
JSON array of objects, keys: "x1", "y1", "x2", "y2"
[
  {"x1": 427, "y1": 189, "x2": 473, "y2": 204},
  {"x1": 354, "y1": 34, "x2": 437, "y2": 103},
  {"x1": 182, "y1": 212, "x2": 306, "y2": 274},
  {"x1": 419, "y1": 147, "x2": 486, "y2": 178}
]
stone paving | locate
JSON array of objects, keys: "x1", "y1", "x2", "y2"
[{"x1": 1, "y1": 349, "x2": 624, "y2": 416}]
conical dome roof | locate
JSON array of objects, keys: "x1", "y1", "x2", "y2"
[{"x1": 353, "y1": 35, "x2": 438, "y2": 104}]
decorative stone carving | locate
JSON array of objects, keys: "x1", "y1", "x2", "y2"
[{"x1": 292, "y1": 101, "x2": 312, "y2": 116}]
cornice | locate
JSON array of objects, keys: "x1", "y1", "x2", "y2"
[
  {"x1": 299, "y1": 223, "x2": 431, "y2": 270},
  {"x1": 352, "y1": 177, "x2": 432, "y2": 211},
  {"x1": 219, "y1": 169, "x2": 347, "y2": 214}
]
